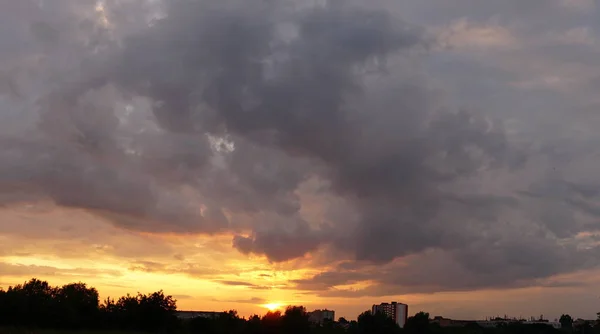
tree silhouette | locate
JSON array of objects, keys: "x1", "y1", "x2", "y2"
[
  {"x1": 559, "y1": 314, "x2": 573, "y2": 329},
  {"x1": 55, "y1": 282, "x2": 100, "y2": 329},
  {"x1": 138, "y1": 290, "x2": 178, "y2": 331},
  {"x1": 282, "y1": 306, "x2": 311, "y2": 334},
  {"x1": 0, "y1": 278, "x2": 181, "y2": 332},
  {"x1": 405, "y1": 311, "x2": 430, "y2": 334},
  {"x1": 189, "y1": 316, "x2": 214, "y2": 334},
  {"x1": 356, "y1": 310, "x2": 401, "y2": 334},
  {"x1": 217, "y1": 310, "x2": 246, "y2": 334},
  {"x1": 262, "y1": 310, "x2": 283, "y2": 334},
  {"x1": 246, "y1": 314, "x2": 262, "y2": 334},
  {"x1": 12, "y1": 278, "x2": 57, "y2": 327}
]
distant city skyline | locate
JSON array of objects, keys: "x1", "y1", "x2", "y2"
[{"x1": 2, "y1": 276, "x2": 600, "y2": 323}]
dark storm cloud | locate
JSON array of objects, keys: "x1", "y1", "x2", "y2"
[
  {"x1": 232, "y1": 219, "x2": 323, "y2": 262},
  {"x1": 292, "y1": 237, "x2": 594, "y2": 296},
  {"x1": 2, "y1": 0, "x2": 600, "y2": 295}
]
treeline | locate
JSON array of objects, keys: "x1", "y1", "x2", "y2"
[
  {"x1": 184, "y1": 309, "x2": 567, "y2": 334},
  {"x1": 0, "y1": 278, "x2": 579, "y2": 334},
  {"x1": 0, "y1": 278, "x2": 177, "y2": 332},
  {"x1": 178, "y1": 310, "x2": 582, "y2": 334}
]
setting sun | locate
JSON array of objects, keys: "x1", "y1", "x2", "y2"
[{"x1": 263, "y1": 303, "x2": 283, "y2": 311}]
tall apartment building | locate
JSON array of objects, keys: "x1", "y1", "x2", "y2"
[{"x1": 372, "y1": 302, "x2": 408, "y2": 328}]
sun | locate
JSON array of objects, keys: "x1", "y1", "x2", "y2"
[{"x1": 263, "y1": 303, "x2": 283, "y2": 311}]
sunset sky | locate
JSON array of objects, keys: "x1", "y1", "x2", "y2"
[{"x1": 2, "y1": 0, "x2": 600, "y2": 322}]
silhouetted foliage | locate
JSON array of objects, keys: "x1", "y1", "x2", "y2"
[
  {"x1": 0, "y1": 278, "x2": 60, "y2": 328},
  {"x1": 0, "y1": 278, "x2": 177, "y2": 332},
  {"x1": 246, "y1": 315, "x2": 262, "y2": 334},
  {"x1": 187, "y1": 310, "x2": 244, "y2": 334},
  {"x1": 261, "y1": 310, "x2": 283, "y2": 334},
  {"x1": 283, "y1": 306, "x2": 311, "y2": 334},
  {"x1": 356, "y1": 311, "x2": 401, "y2": 334},
  {"x1": 54, "y1": 282, "x2": 100, "y2": 329},
  {"x1": 560, "y1": 314, "x2": 573, "y2": 329},
  {"x1": 0, "y1": 277, "x2": 584, "y2": 334},
  {"x1": 496, "y1": 323, "x2": 559, "y2": 334},
  {"x1": 577, "y1": 321, "x2": 593, "y2": 334},
  {"x1": 405, "y1": 311, "x2": 430, "y2": 334}
]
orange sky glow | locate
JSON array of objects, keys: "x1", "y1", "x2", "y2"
[{"x1": 2, "y1": 203, "x2": 600, "y2": 321}]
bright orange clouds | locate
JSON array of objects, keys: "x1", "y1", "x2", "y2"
[
  {"x1": 3, "y1": 204, "x2": 600, "y2": 320},
  {"x1": 0, "y1": 204, "x2": 320, "y2": 316}
]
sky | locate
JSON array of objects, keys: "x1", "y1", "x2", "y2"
[{"x1": 1, "y1": 0, "x2": 600, "y2": 322}]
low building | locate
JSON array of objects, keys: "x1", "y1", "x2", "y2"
[
  {"x1": 432, "y1": 316, "x2": 451, "y2": 327},
  {"x1": 372, "y1": 302, "x2": 408, "y2": 328},
  {"x1": 574, "y1": 318, "x2": 595, "y2": 328},
  {"x1": 308, "y1": 309, "x2": 335, "y2": 325},
  {"x1": 176, "y1": 311, "x2": 224, "y2": 320},
  {"x1": 475, "y1": 320, "x2": 561, "y2": 329},
  {"x1": 525, "y1": 321, "x2": 561, "y2": 329},
  {"x1": 431, "y1": 316, "x2": 477, "y2": 327}
]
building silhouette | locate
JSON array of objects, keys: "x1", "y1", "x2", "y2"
[
  {"x1": 372, "y1": 302, "x2": 408, "y2": 328},
  {"x1": 308, "y1": 309, "x2": 335, "y2": 325}
]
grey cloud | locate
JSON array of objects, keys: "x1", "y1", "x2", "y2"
[
  {"x1": 294, "y1": 239, "x2": 597, "y2": 297},
  {"x1": 388, "y1": 0, "x2": 596, "y2": 29},
  {"x1": 232, "y1": 216, "x2": 323, "y2": 262},
  {"x1": 290, "y1": 270, "x2": 370, "y2": 291},
  {"x1": 521, "y1": 178, "x2": 600, "y2": 236},
  {"x1": 2, "y1": 0, "x2": 600, "y2": 295},
  {"x1": 536, "y1": 280, "x2": 587, "y2": 289}
]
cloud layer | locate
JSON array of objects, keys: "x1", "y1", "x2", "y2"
[{"x1": 2, "y1": 0, "x2": 600, "y2": 298}]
